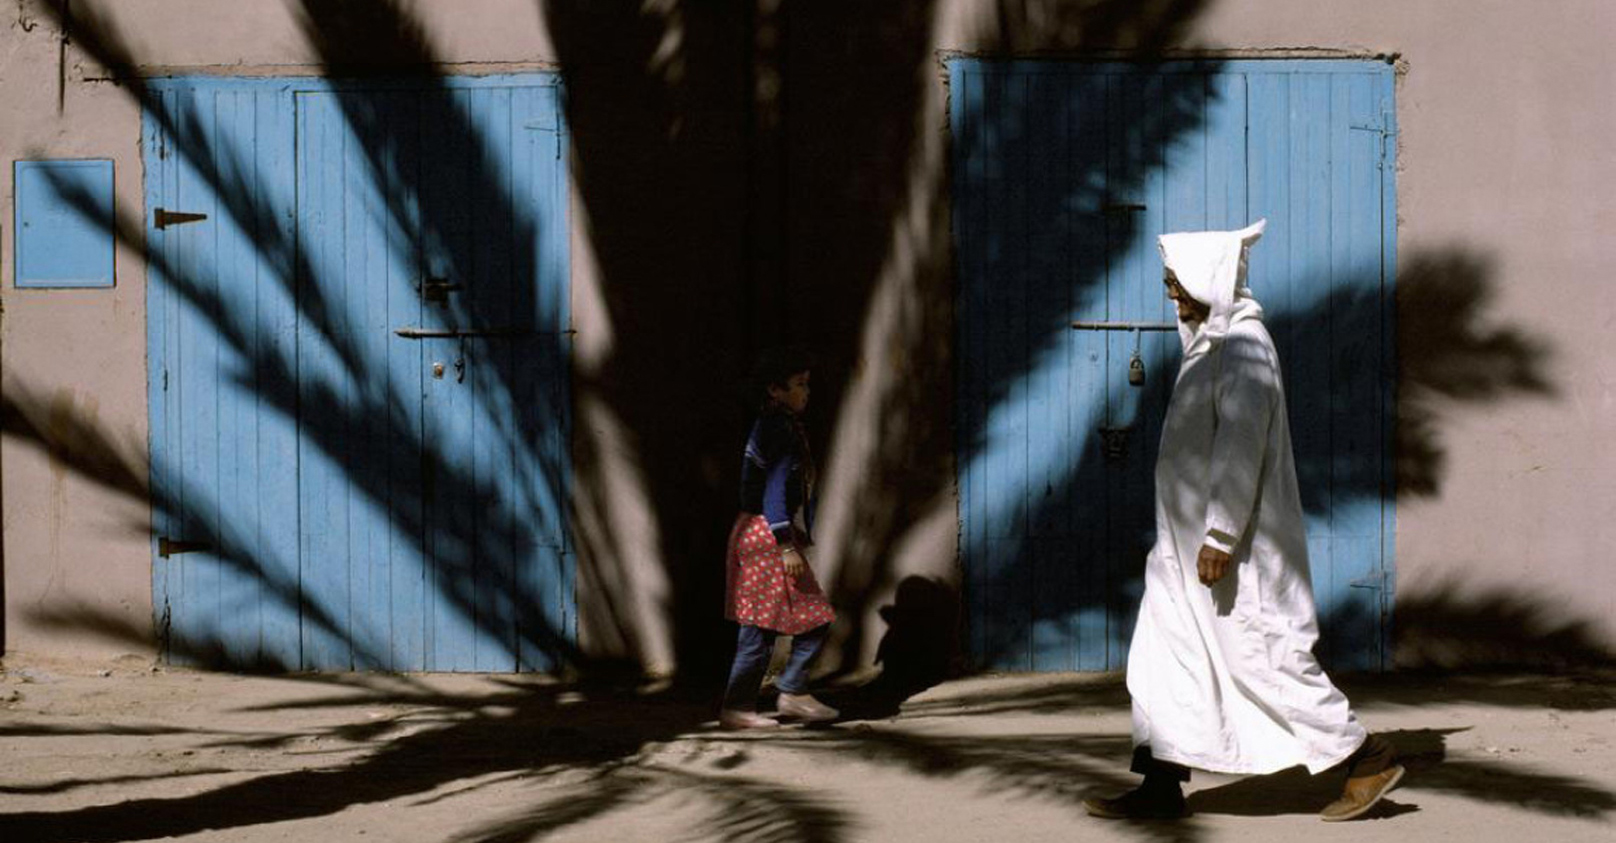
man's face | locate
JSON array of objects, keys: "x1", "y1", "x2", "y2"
[{"x1": 1164, "y1": 270, "x2": 1211, "y2": 325}]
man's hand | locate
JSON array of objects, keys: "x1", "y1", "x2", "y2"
[
  {"x1": 1197, "y1": 544, "x2": 1232, "y2": 586},
  {"x1": 783, "y1": 547, "x2": 807, "y2": 579}
]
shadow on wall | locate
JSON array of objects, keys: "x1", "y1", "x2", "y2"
[
  {"x1": 0, "y1": 0, "x2": 1599, "y2": 691},
  {"x1": 1394, "y1": 251, "x2": 1557, "y2": 496},
  {"x1": 1392, "y1": 581, "x2": 1615, "y2": 670},
  {"x1": 955, "y1": 244, "x2": 1566, "y2": 667}
]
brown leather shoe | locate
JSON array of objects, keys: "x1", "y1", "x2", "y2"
[
  {"x1": 1320, "y1": 764, "x2": 1405, "y2": 822},
  {"x1": 1084, "y1": 785, "x2": 1187, "y2": 820}
]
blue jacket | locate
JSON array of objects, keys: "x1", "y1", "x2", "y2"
[{"x1": 739, "y1": 408, "x2": 813, "y2": 545}]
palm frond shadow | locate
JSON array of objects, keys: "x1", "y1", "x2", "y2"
[
  {"x1": 703, "y1": 728, "x2": 1206, "y2": 843},
  {"x1": 1190, "y1": 727, "x2": 1615, "y2": 821}
]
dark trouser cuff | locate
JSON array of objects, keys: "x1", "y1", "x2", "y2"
[
  {"x1": 1345, "y1": 733, "x2": 1398, "y2": 778},
  {"x1": 1131, "y1": 745, "x2": 1192, "y2": 782}
]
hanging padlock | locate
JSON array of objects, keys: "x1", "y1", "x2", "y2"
[{"x1": 1128, "y1": 349, "x2": 1146, "y2": 386}]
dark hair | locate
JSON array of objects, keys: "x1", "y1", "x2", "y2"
[{"x1": 747, "y1": 345, "x2": 814, "y2": 399}]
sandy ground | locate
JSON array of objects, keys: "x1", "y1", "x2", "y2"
[{"x1": 2, "y1": 653, "x2": 1614, "y2": 843}]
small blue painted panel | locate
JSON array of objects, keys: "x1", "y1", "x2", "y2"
[{"x1": 14, "y1": 159, "x2": 116, "y2": 288}]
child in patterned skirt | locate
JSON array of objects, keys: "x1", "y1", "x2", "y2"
[{"x1": 719, "y1": 347, "x2": 838, "y2": 729}]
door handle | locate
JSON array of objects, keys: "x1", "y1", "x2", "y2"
[{"x1": 420, "y1": 278, "x2": 461, "y2": 304}]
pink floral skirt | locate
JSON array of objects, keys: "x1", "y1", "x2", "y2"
[{"x1": 724, "y1": 514, "x2": 836, "y2": 635}]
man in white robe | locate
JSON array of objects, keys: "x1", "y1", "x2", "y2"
[{"x1": 1084, "y1": 220, "x2": 1403, "y2": 822}]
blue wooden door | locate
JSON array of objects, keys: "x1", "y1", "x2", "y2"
[
  {"x1": 146, "y1": 76, "x2": 572, "y2": 672},
  {"x1": 951, "y1": 60, "x2": 1396, "y2": 672}
]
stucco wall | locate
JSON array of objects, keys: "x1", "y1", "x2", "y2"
[{"x1": 3, "y1": 0, "x2": 1612, "y2": 670}]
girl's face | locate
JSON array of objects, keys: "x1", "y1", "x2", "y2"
[{"x1": 768, "y1": 371, "x2": 811, "y2": 414}]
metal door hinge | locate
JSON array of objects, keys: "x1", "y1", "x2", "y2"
[
  {"x1": 1349, "y1": 570, "x2": 1394, "y2": 591},
  {"x1": 154, "y1": 208, "x2": 208, "y2": 229},
  {"x1": 158, "y1": 537, "x2": 213, "y2": 558}
]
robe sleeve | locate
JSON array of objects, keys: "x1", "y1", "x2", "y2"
[
  {"x1": 756, "y1": 416, "x2": 798, "y2": 544},
  {"x1": 1204, "y1": 331, "x2": 1280, "y2": 548}
]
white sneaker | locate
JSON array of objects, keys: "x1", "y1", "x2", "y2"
[
  {"x1": 719, "y1": 709, "x2": 781, "y2": 730},
  {"x1": 777, "y1": 693, "x2": 839, "y2": 722}
]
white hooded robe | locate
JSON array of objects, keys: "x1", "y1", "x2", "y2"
[{"x1": 1126, "y1": 219, "x2": 1368, "y2": 775}]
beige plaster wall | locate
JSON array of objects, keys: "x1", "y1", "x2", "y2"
[{"x1": 2, "y1": 9, "x2": 154, "y2": 659}]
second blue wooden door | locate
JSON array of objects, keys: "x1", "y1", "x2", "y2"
[
  {"x1": 951, "y1": 60, "x2": 1396, "y2": 672},
  {"x1": 147, "y1": 76, "x2": 572, "y2": 672}
]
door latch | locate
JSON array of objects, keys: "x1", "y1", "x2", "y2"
[{"x1": 1098, "y1": 426, "x2": 1132, "y2": 461}]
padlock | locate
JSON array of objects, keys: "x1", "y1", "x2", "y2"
[{"x1": 1128, "y1": 350, "x2": 1145, "y2": 386}]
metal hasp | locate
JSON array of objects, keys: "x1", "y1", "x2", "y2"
[
  {"x1": 393, "y1": 327, "x2": 537, "y2": 339},
  {"x1": 153, "y1": 208, "x2": 208, "y2": 229},
  {"x1": 158, "y1": 537, "x2": 213, "y2": 558},
  {"x1": 1072, "y1": 321, "x2": 1175, "y2": 389}
]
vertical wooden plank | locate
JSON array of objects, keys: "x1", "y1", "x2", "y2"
[
  {"x1": 297, "y1": 91, "x2": 355, "y2": 670},
  {"x1": 466, "y1": 87, "x2": 515, "y2": 671},
  {"x1": 1326, "y1": 71, "x2": 1386, "y2": 669},
  {"x1": 387, "y1": 89, "x2": 428, "y2": 672},
  {"x1": 509, "y1": 84, "x2": 545, "y2": 671},
  {"x1": 212, "y1": 89, "x2": 260, "y2": 664},
  {"x1": 1026, "y1": 70, "x2": 1072, "y2": 672},
  {"x1": 256, "y1": 84, "x2": 303, "y2": 670},
  {"x1": 1377, "y1": 70, "x2": 1399, "y2": 671},
  {"x1": 974, "y1": 68, "x2": 1017, "y2": 668},
  {"x1": 342, "y1": 88, "x2": 393, "y2": 671},
  {"x1": 998, "y1": 70, "x2": 1032, "y2": 670},
  {"x1": 951, "y1": 63, "x2": 991, "y2": 666},
  {"x1": 1281, "y1": 73, "x2": 1336, "y2": 663},
  {"x1": 544, "y1": 81, "x2": 575, "y2": 651},
  {"x1": 1104, "y1": 70, "x2": 1167, "y2": 669},
  {"x1": 1247, "y1": 73, "x2": 1292, "y2": 379},
  {"x1": 145, "y1": 87, "x2": 177, "y2": 662},
  {"x1": 1068, "y1": 71, "x2": 1110, "y2": 673},
  {"x1": 513, "y1": 83, "x2": 571, "y2": 670},
  {"x1": 1205, "y1": 72, "x2": 1248, "y2": 232},
  {"x1": 424, "y1": 88, "x2": 481, "y2": 671},
  {"x1": 175, "y1": 86, "x2": 223, "y2": 665}
]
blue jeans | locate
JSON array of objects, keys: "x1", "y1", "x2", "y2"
[{"x1": 722, "y1": 624, "x2": 828, "y2": 710}]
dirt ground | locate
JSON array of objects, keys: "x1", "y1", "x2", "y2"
[{"x1": 2, "y1": 653, "x2": 1613, "y2": 843}]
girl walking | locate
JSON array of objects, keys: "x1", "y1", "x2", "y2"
[{"x1": 720, "y1": 348, "x2": 839, "y2": 729}]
